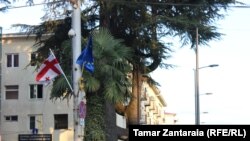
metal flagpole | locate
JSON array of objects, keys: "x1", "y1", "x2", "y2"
[{"x1": 49, "y1": 48, "x2": 73, "y2": 92}]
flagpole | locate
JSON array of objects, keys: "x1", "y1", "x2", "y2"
[{"x1": 49, "y1": 48, "x2": 74, "y2": 93}]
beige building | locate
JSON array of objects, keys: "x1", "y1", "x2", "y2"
[
  {"x1": 0, "y1": 33, "x2": 128, "y2": 141},
  {"x1": 163, "y1": 112, "x2": 177, "y2": 124},
  {"x1": 1, "y1": 33, "x2": 74, "y2": 141},
  {"x1": 139, "y1": 76, "x2": 175, "y2": 125},
  {"x1": 0, "y1": 32, "x2": 173, "y2": 141},
  {"x1": 0, "y1": 27, "x2": 2, "y2": 141}
]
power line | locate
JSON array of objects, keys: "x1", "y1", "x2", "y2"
[
  {"x1": 2, "y1": 1, "x2": 250, "y2": 10},
  {"x1": 0, "y1": 1, "x2": 63, "y2": 10},
  {"x1": 5, "y1": 2, "x2": 46, "y2": 9},
  {"x1": 110, "y1": 0, "x2": 250, "y2": 8}
]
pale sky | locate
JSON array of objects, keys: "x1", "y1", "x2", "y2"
[
  {"x1": 0, "y1": 1, "x2": 45, "y2": 32},
  {"x1": 151, "y1": 0, "x2": 250, "y2": 124},
  {"x1": 1, "y1": 1, "x2": 250, "y2": 125}
]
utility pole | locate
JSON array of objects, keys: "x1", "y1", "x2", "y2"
[
  {"x1": 0, "y1": 27, "x2": 2, "y2": 136},
  {"x1": 70, "y1": 0, "x2": 84, "y2": 140},
  {"x1": 195, "y1": 27, "x2": 200, "y2": 125}
]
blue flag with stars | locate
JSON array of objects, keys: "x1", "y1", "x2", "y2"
[{"x1": 76, "y1": 36, "x2": 94, "y2": 73}]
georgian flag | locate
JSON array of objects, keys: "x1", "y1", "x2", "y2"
[{"x1": 36, "y1": 54, "x2": 63, "y2": 83}]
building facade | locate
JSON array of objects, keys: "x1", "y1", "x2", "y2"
[
  {"x1": 139, "y1": 76, "x2": 175, "y2": 125},
  {"x1": 0, "y1": 32, "x2": 173, "y2": 141},
  {"x1": 1, "y1": 33, "x2": 74, "y2": 141},
  {"x1": 163, "y1": 112, "x2": 177, "y2": 124},
  {"x1": 0, "y1": 26, "x2": 2, "y2": 141}
]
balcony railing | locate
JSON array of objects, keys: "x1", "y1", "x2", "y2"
[{"x1": 140, "y1": 115, "x2": 146, "y2": 124}]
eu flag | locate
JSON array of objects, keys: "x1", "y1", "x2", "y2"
[{"x1": 76, "y1": 36, "x2": 94, "y2": 73}]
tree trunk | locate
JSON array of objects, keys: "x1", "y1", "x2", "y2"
[
  {"x1": 126, "y1": 67, "x2": 142, "y2": 125},
  {"x1": 84, "y1": 93, "x2": 106, "y2": 141}
]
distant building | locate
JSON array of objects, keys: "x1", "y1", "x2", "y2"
[
  {"x1": 0, "y1": 26, "x2": 2, "y2": 141},
  {"x1": 140, "y1": 75, "x2": 175, "y2": 125},
  {"x1": 163, "y1": 112, "x2": 177, "y2": 124}
]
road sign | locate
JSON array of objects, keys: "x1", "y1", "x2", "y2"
[{"x1": 79, "y1": 101, "x2": 86, "y2": 118}]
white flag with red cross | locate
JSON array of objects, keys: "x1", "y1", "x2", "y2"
[{"x1": 36, "y1": 54, "x2": 63, "y2": 83}]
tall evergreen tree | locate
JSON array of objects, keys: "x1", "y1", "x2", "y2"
[
  {"x1": 7, "y1": 0, "x2": 241, "y2": 140},
  {"x1": 95, "y1": 0, "x2": 238, "y2": 125}
]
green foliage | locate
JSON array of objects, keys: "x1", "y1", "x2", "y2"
[
  {"x1": 13, "y1": 0, "x2": 241, "y2": 139},
  {"x1": 92, "y1": 0, "x2": 238, "y2": 73},
  {"x1": 84, "y1": 93, "x2": 106, "y2": 141},
  {"x1": 12, "y1": 0, "x2": 239, "y2": 74},
  {"x1": 50, "y1": 75, "x2": 72, "y2": 99},
  {"x1": 30, "y1": 27, "x2": 132, "y2": 140},
  {"x1": 83, "y1": 28, "x2": 133, "y2": 104},
  {"x1": 82, "y1": 74, "x2": 101, "y2": 93}
]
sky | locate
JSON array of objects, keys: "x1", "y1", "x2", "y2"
[
  {"x1": 151, "y1": 1, "x2": 250, "y2": 124},
  {"x1": 1, "y1": 0, "x2": 250, "y2": 125}
]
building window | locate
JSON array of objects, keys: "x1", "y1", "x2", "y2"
[
  {"x1": 5, "y1": 115, "x2": 18, "y2": 122},
  {"x1": 5, "y1": 85, "x2": 18, "y2": 99},
  {"x1": 30, "y1": 116, "x2": 36, "y2": 129},
  {"x1": 54, "y1": 114, "x2": 68, "y2": 129},
  {"x1": 162, "y1": 118, "x2": 166, "y2": 123},
  {"x1": 30, "y1": 84, "x2": 43, "y2": 99},
  {"x1": 29, "y1": 115, "x2": 43, "y2": 130},
  {"x1": 30, "y1": 53, "x2": 37, "y2": 66},
  {"x1": 7, "y1": 54, "x2": 19, "y2": 67}
]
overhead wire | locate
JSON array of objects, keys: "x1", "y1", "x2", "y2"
[
  {"x1": 1, "y1": 1, "x2": 250, "y2": 36},
  {"x1": 1, "y1": 0, "x2": 250, "y2": 10},
  {"x1": 0, "y1": 0, "x2": 63, "y2": 10},
  {"x1": 1, "y1": 1, "x2": 250, "y2": 32}
]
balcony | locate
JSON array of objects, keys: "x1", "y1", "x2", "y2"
[
  {"x1": 152, "y1": 106, "x2": 158, "y2": 114},
  {"x1": 149, "y1": 100, "x2": 155, "y2": 110},
  {"x1": 157, "y1": 109, "x2": 162, "y2": 118},
  {"x1": 143, "y1": 96, "x2": 150, "y2": 106},
  {"x1": 140, "y1": 107, "x2": 146, "y2": 116},
  {"x1": 140, "y1": 115, "x2": 146, "y2": 124}
]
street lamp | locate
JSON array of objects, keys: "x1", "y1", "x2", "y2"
[
  {"x1": 199, "y1": 64, "x2": 219, "y2": 69},
  {"x1": 200, "y1": 93, "x2": 213, "y2": 96},
  {"x1": 194, "y1": 65, "x2": 218, "y2": 125},
  {"x1": 194, "y1": 27, "x2": 219, "y2": 125}
]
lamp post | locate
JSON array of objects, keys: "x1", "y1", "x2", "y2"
[
  {"x1": 200, "y1": 93, "x2": 213, "y2": 96},
  {"x1": 194, "y1": 65, "x2": 218, "y2": 125},
  {"x1": 194, "y1": 27, "x2": 218, "y2": 125}
]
